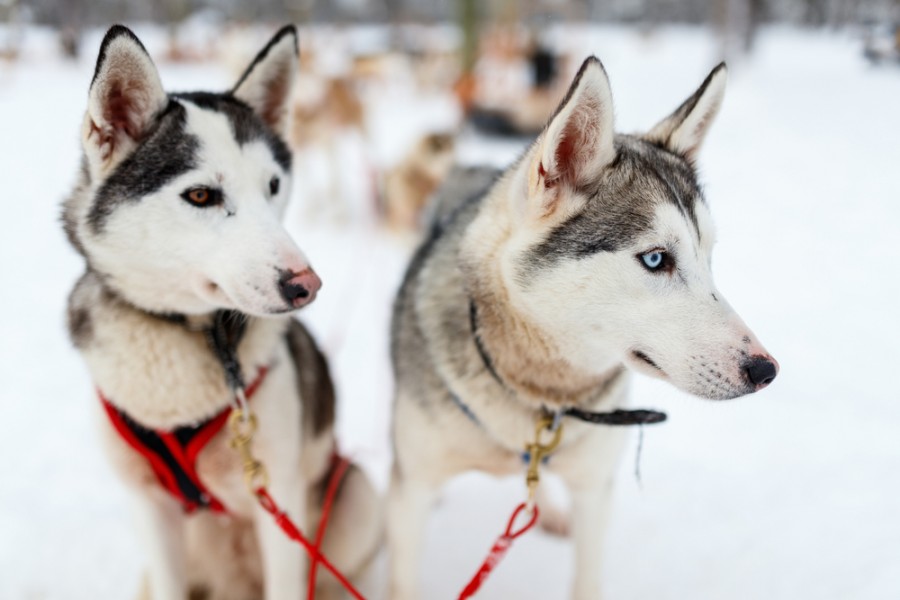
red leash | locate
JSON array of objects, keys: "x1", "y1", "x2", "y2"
[
  {"x1": 458, "y1": 502, "x2": 540, "y2": 599},
  {"x1": 458, "y1": 415, "x2": 562, "y2": 598},
  {"x1": 308, "y1": 455, "x2": 352, "y2": 599},
  {"x1": 255, "y1": 457, "x2": 364, "y2": 600},
  {"x1": 229, "y1": 411, "x2": 365, "y2": 600}
]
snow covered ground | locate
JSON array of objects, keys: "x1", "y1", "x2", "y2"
[{"x1": 1, "y1": 23, "x2": 899, "y2": 600}]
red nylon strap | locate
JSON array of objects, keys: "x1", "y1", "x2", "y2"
[
  {"x1": 99, "y1": 366, "x2": 268, "y2": 514},
  {"x1": 101, "y1": 398, "x2": 192, "y2": 509},
  {"x1": 308, "y1": 454, "x2": 352, "y2": 600},
  {"x1": 254, "y1": 467, "x2": 366, "y2": 600},
  {"x1": 458, "y1": 502, "x2": 540, "y2": 599}
]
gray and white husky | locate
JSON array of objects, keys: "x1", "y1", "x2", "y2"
[
  {"x1": 63, "y1": 25, "x2": 380, "y2": 600},
  {"x1": 388, "y1": 57, "x2": 779, "y2": 599}
]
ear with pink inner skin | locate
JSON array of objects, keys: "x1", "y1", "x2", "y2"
[
  {"x1": 84, "y1": 25, "x2": 168, "y2": 173},
  {"x1": 533, "y1": 56, "x2": 616, "y2": 215}
]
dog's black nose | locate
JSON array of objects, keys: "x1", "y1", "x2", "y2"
[
  {"x1": 278, "y1": 269, "x2": 320, "y2": 307},
  {"x1": 280, "y1": 278, "x2": 308, "y2": 302},
  {"x1": 743, "y1": 355, "x2": 778, "y2": 389}
]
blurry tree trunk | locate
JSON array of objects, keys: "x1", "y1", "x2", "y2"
[
  {"x1": 714, "y1": 0, "x2": 763, "y2": 60},
  {"x1": 0, "y1": 0, "x2": 22, "y2": 61},
  {"x1": 804, "y1": 0, "x2": 828, "y2": 25},
  {"x1": 454, "y1": 0, "x2": 479, "y2": 114},
  {"x1": 58, "y1": 0, "x2": 83, "y2": 59},
  {"x1": 743, "y1": 0, "x2": 765, "y2": 52},
  {"x1": 159, "y1": 0, "x2": 191, "y2": 61},
  {"x1": 458, "y1": 0, "x2": 478, "y2": 74},
  {"x1": 285, "y1": 0, "x2": 315, "y2": 25}
]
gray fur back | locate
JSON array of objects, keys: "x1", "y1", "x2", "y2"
[
  {"x1": 424, "y1": 165, "x2": 500, "y2": 233},
  {"x1": 390, "y1": 166, "x2": 498, "y2": 401}
]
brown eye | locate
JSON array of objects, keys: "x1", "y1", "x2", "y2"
[
  {"x1": 181, "y1": 187, "x2": 222, "y2": 207},
  {"x1": 269, "y1": 176, "x2": 280, "y2": 196}
]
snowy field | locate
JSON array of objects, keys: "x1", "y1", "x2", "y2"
[{"x1": 2, "y1": 23, "x2": 899, "y2": 600}]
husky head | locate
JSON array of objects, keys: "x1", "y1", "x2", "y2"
[
  {"x1": 497, "y1": 57, "x2": 778, "y2": 400},
  {"x1": 63, "y1": 25, "x2": 320, "y2": 317}
]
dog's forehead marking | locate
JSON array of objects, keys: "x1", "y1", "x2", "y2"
[
  {"x1": 619, "y1": 136, "x2": 702, "y2": 240},
  {"x1": 523, "y1": 135, "x2": 705, "y2": 276},
  {"x1": 173, "y1": 91, "x2": 292, "y2": 173},
  {"x1": 181, "y1": 101, "x2": 248, "y2": 165}
]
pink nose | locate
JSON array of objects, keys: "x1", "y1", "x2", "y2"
[
  {"x1": 743, "y1": 355, "x2": 779, "y2": 390},
  {"x1": 278, "y1": 268, "x2": 321, "y2": 308}
]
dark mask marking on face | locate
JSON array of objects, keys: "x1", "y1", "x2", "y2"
[
  {"x1": 522, "y1": 136, "x2": 704, "y2": 280},
  {"x1": 87, "y1": 100, "x2": 198, "y2": 233}
]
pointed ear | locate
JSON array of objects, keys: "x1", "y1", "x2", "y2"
[
  {"x1": 232, "y1": 25, "x2": 298, "y2": 137},
  {"x1": 645, "y1": 63, "x2": 727, "y2": 161},
  {"x1": 532, "y1": 56, "x2": 616, "y2": 215},
  {"x1": 84, "y1": 25, "x2": 167, "y2": 172}
]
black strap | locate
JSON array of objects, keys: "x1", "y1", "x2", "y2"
[
  {"x1": 203, "y1": 310, "x2": 248, "y2": 392},
  {"x1": 562, "y1": 407, "x2": 667, "y2": 426},
  {"x1": 469, "y1": 300, "x2": 504, "y2": 387}
]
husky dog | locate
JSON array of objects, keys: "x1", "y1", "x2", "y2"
[
  {"x1": 388, "y1": 57, "x2": 779, "y2": 599},
  {"x1": 63, "y1": 25, "x2": 380, "y2": 600},
  {"x1": 382, "y1": 131, "x2": 456, "y2": 232}
]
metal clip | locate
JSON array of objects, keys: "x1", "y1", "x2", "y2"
[
  {"x1": 228, "y1": 409, "x2": 269, "y2": 493},
  {"x1": 524, "y1": 415, "x2": 564, "y2": 509}
]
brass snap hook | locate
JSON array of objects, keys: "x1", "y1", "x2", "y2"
[{"x1": 525, "y1": 414, "x2": 564, "y2": 507}]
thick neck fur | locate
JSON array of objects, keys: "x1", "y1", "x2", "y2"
[
  {"x1": 71, "y1": 270, "x2": 288, "y2": 430},
  {"x1": 460, "y1": 172, "x2": 624, "y2": 410}
]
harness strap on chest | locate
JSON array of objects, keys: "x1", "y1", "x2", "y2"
[{"x1": 99, "y1": 366, "x2": 268, "y2": 514}]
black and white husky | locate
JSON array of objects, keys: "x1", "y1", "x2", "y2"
[
  {"x1": 63, "y1": 25, "x2": 380, "y2": 600},
  {"x1": 388, "y1": 57, "x2": 779, "y2": 598}
]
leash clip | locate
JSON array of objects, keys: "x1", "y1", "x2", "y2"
[
  {"x1": 524, "y1": 414, "x2": 563, "y2": 508},
  {"x1": 228, "y1": 410, "x2": 269, "y2": 494}
]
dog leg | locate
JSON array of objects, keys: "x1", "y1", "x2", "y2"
[
  {"x1": 255, "y1": 477, "x2": 306, "y2": 600},
  {"x1": 536, "y1": 483, "x2": 571, "y2": 537},
  {"x1": 386, "y1": 466, "x2": 438, "y2": 600},
  {"x1": 130, "y1": 492, "x2": 187, "y2": 600},
  {"x1": 557, "y1": 428, "x2": 627, "y2": 600},
  {"x1": 313, "y1": 464, "x2": 384, "y2": 589},
  {"x1": 569, "y1": 485, "x2": 614, "y2": 600}
]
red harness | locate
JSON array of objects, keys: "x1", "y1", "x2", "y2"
[{"x1": 99, "y1": 367, "x2": 269, "y2": 514}]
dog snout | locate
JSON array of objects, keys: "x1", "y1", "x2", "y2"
[
  {"x1": 742, "y1": 355, "x2": 779, "y2": 391},
  {"x1": 278, "y1": 268, "x2": 321, "y2": 308}
]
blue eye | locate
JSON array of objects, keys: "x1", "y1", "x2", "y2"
[{"x1": 640, "y1": 250, "x2": 666, "y2": 271}]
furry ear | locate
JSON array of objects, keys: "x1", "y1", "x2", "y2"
[
  {"x1": 232, "y1": 25, "x2": 298, "y2": 137},
  {"x1": 645, "y1": 63, "x2": 727, "y2": 161},
  {"x1": 84, "y1": 25, "x2": 167, "y2": 172},
  {"x1": 533, "y1": 56, "x2": 616, "y2": 213}
]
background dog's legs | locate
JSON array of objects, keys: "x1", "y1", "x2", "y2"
[
  {"x1": 130, "y1": 492, "x2": 187, "y2": 600},
  {"x1": 386, "y1": 466, "x2": 438, "y2": 600},
  {"x1": 255, "y1": 477, "x2": 306, "y2": 600}
]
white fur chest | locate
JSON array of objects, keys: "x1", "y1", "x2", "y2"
[{"x1": 81, "y1": 298, "x2": 289, "y2": 430}]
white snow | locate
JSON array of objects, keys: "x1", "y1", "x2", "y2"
[{"x1": 1, "y1": 24, "x2": 899, "y2": 600}]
